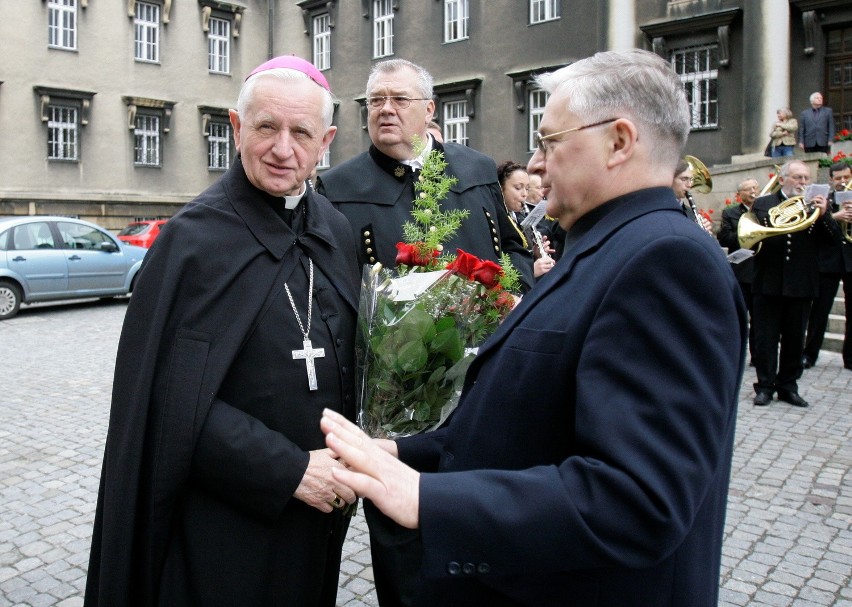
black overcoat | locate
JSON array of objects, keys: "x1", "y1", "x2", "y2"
[{"x1": 85, "y1": 159, "x2": 360, "y2": 606}]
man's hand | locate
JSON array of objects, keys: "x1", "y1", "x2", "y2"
[
  {"x1": 811, "y1": 195, "x2": 829, "y2": 216},
  {"x1": 321, "y1": 409, "x2": 420, "y2": 529},
  {"x1": 294, "y1": 448, "x2": 358, "y2": 513}
]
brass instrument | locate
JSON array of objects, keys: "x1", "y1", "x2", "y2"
[
  {"x1": 758, "y1": 165, "x2": 783, "y2": 197},
  {"x1": 737, "y1": 196, "x2": 821, "y2": 250},
  {"x1": 683, "y1": 155, "x2": 712, "y2": 230},
  {"x1": 685, "y1": 155, "x2": 712, "y2": 194}
]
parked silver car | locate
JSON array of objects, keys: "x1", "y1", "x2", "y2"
[{"x1": 0, "y1": 216, "x2": 147, "y2": 320}]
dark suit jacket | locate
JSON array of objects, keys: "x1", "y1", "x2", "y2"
[
  {"x1": 798, "y1": 106, "x2": 835, "y2": 148},
  {"x1": 399, "y1": 187, "x2": 747, "y2": 606},
  {"x1": 751, "y1": 191, "x2": 832, "y2": 298},
  {"x1": 816, "y1": 193, "x2": 852, "y2": 273},
  {"x1": 717, "y1": 202, "x2": 756, "y2": 283},
  {"x1": 317, "y1": 142, "x2": 534, "y2": 291}
]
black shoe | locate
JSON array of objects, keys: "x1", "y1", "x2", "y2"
[
  {"x1": 844, "y1": 364, "x2": 852, "y2": 371},
  {"x1": 801, "y1": 356, "x2": 814, "y2": 369},
  {"x1": 753, "y1": 392, "x2": 772, "y2": 407},
  {"x1": 777, "y1": 390, "x2": 808, "y2": 407}
]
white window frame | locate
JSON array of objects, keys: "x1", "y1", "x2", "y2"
[
  {"x1": 443, "y1": 101, "x2": 469, "y2": 146},
  {"x1": 134, "y1": 113, "x2": 161, "y2": 167},
  {"x1": 373, "y1": 0, "x2": 394, "y2": 59},
  {"x1": 530, "y1": 0, "x2": 560, "y2": 25},
  {"x1": 444, "y1": 0, "x2": 469, "y2": 43},
  {"x1": 313, "y1": 13, "x2": 331, "y2": 71},
  {"x1": 48, "y1": 0, "x2": 77, "y2": 50},
  {"x1": 528, "y1": 89, "x2": 548, "y2": 152},
  {"x1": 134, "y1": 2, "x2": 160, "y2": 63},
  {"x1": 207, "y1": 120, "x2": 231, "y2": 170},
  {"x1": 672, "y1": 45, "x2": 719, "y2": 129},
  {"x1": 208, "y1": 16, "x2": 230, "y2": 74},
  {"x1": 317, "y1": 148, "x2": 331, "y2": 170},
  {"x1": 47, "y1": 105, "x2": 79, "y2": 161}
]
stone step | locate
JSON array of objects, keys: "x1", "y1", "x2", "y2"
[{"x1": 822, "y1": 287, "x2": 845, "y2": 354}]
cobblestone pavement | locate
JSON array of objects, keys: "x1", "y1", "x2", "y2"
[{"x1": 1, "y1": 300, "x2": 850, "y2": 606}]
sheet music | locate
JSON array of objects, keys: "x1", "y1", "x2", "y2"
[
  {"x1": 520, "y1": 202, "x2": 548, "y2": 228},
  {"x1": 805, "y1": 184, "x2": 830, "y2": 203},
  {"x1": 727, "y1": 248, "x2": 755, "y2": 264}
]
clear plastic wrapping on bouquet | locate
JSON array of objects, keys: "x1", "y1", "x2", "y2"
[{"x1": 355, "y1": 264, "x2": 487, "y2": 439}]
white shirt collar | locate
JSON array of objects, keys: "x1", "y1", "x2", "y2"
[
  {"x1": 400, "y1": 135, "x2": 433, "y2": 171},
  {"x1": 283, "y1": 182, "x2": 307, "y2": 209}
]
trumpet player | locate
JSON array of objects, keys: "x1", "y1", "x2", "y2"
[
  {"x1": 672, "y1": 160, "x2": 714, "y2": 234},
  {"x1": 750, "y1": 160, "x2": 832, "y2": 407},
  {"x1": 802, "y1": 162, "x2": 852, "y2": 372}
]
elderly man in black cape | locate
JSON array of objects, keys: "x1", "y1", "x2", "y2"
[{"x1": 85, "y1": 56, "x2": 360, "y2": 606}]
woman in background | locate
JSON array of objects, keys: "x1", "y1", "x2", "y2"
[{"x1": 769, "y1": 108, "x2": 798, "y2": 157}]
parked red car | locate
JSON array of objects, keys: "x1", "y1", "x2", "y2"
[{"x1": 117, "y1": 220, "x2": 166, "y2": 248}]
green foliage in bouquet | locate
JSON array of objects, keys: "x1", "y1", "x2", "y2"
[{"x1": 356, "y1": 138, "x2": 520, "y2": 438}]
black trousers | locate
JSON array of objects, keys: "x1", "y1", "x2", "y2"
[
  {"x1": 803, "y1": 272, "x2": 842, "y2": 363},
  {"x1": 752, "y1": 293, "x2": 811, "y2": 394},
  {"x1": 364, "y1": 500, "x2": 423, "y2": 607}
]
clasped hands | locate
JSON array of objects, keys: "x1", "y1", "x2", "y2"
[{"x1": 319, "y1": 409, "x2": 421, "y2": 529}]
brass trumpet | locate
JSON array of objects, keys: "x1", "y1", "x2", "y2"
[
  {"x1": 737, "y1": 196, "x2": 821, "y2": 250},
  {"x1": 758, "y1": 165, "x2": 782, "y2": 197},
  {"x1": 840, "y1": 179, "x2": 852, "y2": 244},
  {"x1": 683, "y1": 155, "x2": 712, "y2": 229}
]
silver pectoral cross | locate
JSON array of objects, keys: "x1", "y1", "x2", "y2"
[{"x1": 292, "y1": 338, "x2": 325, "y2": 391}]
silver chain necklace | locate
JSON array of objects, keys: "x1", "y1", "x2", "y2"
[{"x1": 285, "y1": 258, "x2": 325, "y2": 391}]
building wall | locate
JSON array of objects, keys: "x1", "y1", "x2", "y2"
[{"x1": 2, "y1": 1, "x2": 851, "y2": 226}]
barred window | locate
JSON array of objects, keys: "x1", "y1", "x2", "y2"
[
  {"x1": 208, "y1": 17, "x2": 230, "y2": 74},
  {"x1": 48, "y1": 0, "x2": 77, "y2": 50},
  {"x1": 134, "y1": 113, "x2": 161, "y2": 166},
  {"x1": 135, "y1": 2, "x2": 160, "y2": 63},
  {"x1": 443, "y1": 101, "x2": 469, "y2": 146},
  {"x1": 313, "y1": 13, "x2": 331, "y2": 71},
  {"x1": 317, "y1": 148, "x2": 331, "y2": 170},
  {"x1": 672, "y1": 45, "x2": 719, "y2": 129},
  {"x1": 528, "y1": 89, "x2": 549, "y2": 152},
  {"x1": 444, "y1": 0, "x2": 469, "y2": 43},
  {"x1": 207, "y1": 121, "x2": 231, "y2": 170},
  {"x1": 373, "y1": 0, "x2": 394, "y2": 59},
  {"x1": 48, "y1": 105, "x2": 79, "y2": 161},
  {"x1": 530, "y1": 0, "x2": 560, "y2": 24}
]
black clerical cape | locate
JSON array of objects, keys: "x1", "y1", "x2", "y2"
[{"x1": 85, "y1": 158, "x2": 360, "y2": 606}]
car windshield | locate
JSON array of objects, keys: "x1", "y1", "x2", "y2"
[{"x1": 118, "y1": 223, "x2": 149, "y2": 236}]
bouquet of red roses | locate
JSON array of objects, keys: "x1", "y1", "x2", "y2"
[{"x1": 356, "y1": 140, "x2": 520, "y2": 438}]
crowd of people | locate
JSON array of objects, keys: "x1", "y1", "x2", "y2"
[{"x1": 83, "y1": 50, "x2": 846, "y2": 607}]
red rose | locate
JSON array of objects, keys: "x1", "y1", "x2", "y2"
[
  {"x1": 470, "y1": 259, "x2": 503, "y2": 288},
  {"x1": 395, "y1": 242, "x2": 438, "y2": 267},
  {"x1": 493, "y1": 287, "x2": 515, "y2": 314},
  {"x1": 446, "y1": 249, "x2": 480, "y2": 279}
]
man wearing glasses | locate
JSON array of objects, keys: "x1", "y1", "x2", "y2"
[
  {"x1": 317, "y1": 58, "x2": 532, "y2": 293},
  {"x1": 319, "y1": 50, "x2": 747, "y2": 606}
]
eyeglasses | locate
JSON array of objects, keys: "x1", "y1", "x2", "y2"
[
  {"x1": 366, "y1": 96, "x2": 431, "y2": 110},
  {"x1": 533, "y1": 118, "x2": 617, "y2": 155}
]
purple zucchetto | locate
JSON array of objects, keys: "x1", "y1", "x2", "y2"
[{"x1": 245, "y1": 55, "x2": 330, "y2": 91}]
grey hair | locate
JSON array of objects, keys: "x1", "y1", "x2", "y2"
[
  {"x1": 809, "y1": 92, "x2": 822, "y2": 104},
  {"x1": 366, "y1": 59, "x2": 434, "y2": 100},
  {"x1": 780, "y1": 159, "x2": 807, "y2": 178},
  {"x1": 534, "y1": 49, "x2": 690, "y2": 169},
  {"x1": 237, "y1": 68, "x2": 336, "y2": 129},
  {"x1": 737, "y1": 177, "x2": 759, "y2": 190}
]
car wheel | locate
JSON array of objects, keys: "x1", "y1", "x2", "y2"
[{"x1": 0, "y1": 281, "x2": 22, "y2": 320}]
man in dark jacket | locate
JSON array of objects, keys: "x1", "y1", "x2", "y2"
[
  {"x1": 321, "y1": 49, "x2": 746, "y2": 607},
  {"x1": 317, "y1": 58, "x2": 533, "y2": 293},
  {"x1": 750, "y1": 160, "x2": 830, "y2": 407},
  {"x1": 718, "y1": 177, "x2": 760, "y2": 361},
  {"x1": 798, "y1": 92, "x2": 835, "y2": 154},
  {"x1": 802, "y1": 162, "x2": 852, "y2": 370},
  {"x1": 85, "y1": 57, "x2": 360, "y2": 606}
]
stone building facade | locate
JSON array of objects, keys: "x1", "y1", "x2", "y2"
[{"x1": 1, "y1": 1, "x2": 851, "y2": 225}]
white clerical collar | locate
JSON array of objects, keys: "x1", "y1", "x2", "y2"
[
  {"x1": 400, "y1": 135, "x2": 433, "y2": 171},
  {"x1": 283, "y1": 182, "x2": 307, "y2": 209}
]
